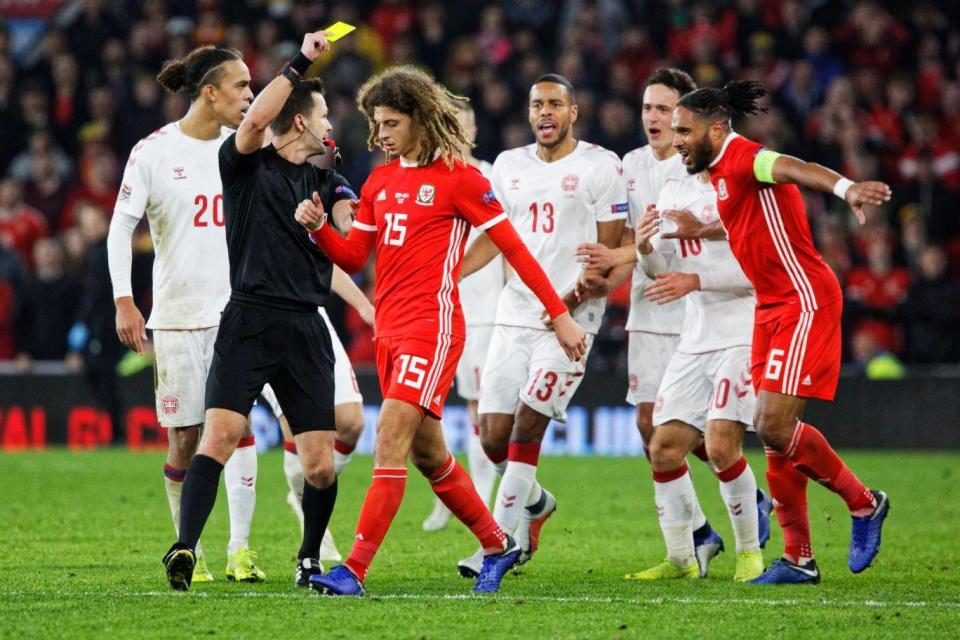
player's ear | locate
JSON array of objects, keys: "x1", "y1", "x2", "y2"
[
  {"x1": 569, "y1": 103, "x2": 579, "y2": 125},
  {"x1": 201, "y1": 83, "x2": 217, "y2": 104}
]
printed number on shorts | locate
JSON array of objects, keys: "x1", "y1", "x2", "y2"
[
  {"x1": 384, "y1": 213, "x2": 407, "y2": 246},
  {"x1": 713, "y1": 378, "x2": 730, "y2": 409},
  {"x1": 764, "y1": 349, "x2": 785, "y2": 381},
  {"x1": 527, "y1": 368, "x2": 559, "y2": 401},
  {"x1": 396, "y1": 354, "x2": 428, "y2": 389},
  {"x1": 529, "y1": 202, "x2": 555, "y2": 233},
  {"x1": 193, "y1": 194, "x2": 224, "y2": 227}
]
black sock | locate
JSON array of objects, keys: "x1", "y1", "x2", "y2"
[
  {"x1": 178, "y1": 454, "x2": 224, "y2": 549},
  {"x1": 298, "y1": 476, "x2": 337, "y2": 560}
]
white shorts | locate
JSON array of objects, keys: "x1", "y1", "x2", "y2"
[
  {"x1": 477, "y1": 325, "x2": 594, "y2": 423},
  {"x1": 153, "y1": 327, "x2": 218, "y2": 428},
  {"x1": 653, "y1": 346, "x2": 755, "y2": 432},
  {"x1": 455, "y1": 324, "x2": 494, "y2": 401},
  {"x1": 626, "y1": 331, "x2": 680, "y2": 405},
  {"x1": 260, "y1": 308, "x2": 362, "y2": 418}
]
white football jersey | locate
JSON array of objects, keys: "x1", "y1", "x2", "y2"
[
  {"x1": 490, "y1": 142, "x2": 628, "y2": 334},
  {"x1": 461, "y1": 159, "x2": 505, "y2": 327},
  {"x1": 622, "y1": 146, "x2": 686, "y2": 334},
  {"x1": 653, "y1": 172, "x2": 755, "y2": 354},
  {"x1": 114, "y1": 122, "x2": 232, "y2": 330}
]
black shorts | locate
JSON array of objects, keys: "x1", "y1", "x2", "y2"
[{"x1": 205, "y1": 302, "x2": 335, "y2": 434}]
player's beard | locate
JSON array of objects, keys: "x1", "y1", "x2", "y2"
[
  {"x1": 685, "y1": 135, "x2": 714, "y2": 174},
  {"x1": 537, "y1": 121, "x2": 570, "y2": 149}
]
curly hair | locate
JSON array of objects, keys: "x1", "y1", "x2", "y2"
[{"x1": 357, "y1": 65, "x2": 471, "y2": 168}]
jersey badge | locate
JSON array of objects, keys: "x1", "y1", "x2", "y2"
[
  {"x1": 562, "y1": 174, "x2": 580, "y2": 194},
  {"x1": 416, "y1": 184, "x2": 436, "y2": 206},
  {"x1": 161, "y1": 394, "x2": 180, "y2": 415},
  {"x1": 173, "y1": 166, "x2": 187, "y2": 181},
  {"x1": 119, "y1": 183, "x2": 132, "y2": 203},
  {"x1": 717, "y1": 178, "x2": 729, "y2": 200},
  {"x1": 395, "y1": 192, "x2": 410, "y2": 204},
  {"x1": 481, "y1": 190, "x2": 498, "y2": 205},
  {"x1": 376, "y1": 189, "x2": 387, "y2": 201}
]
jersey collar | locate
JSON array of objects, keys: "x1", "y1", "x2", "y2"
[
  {"x1": 709, "y1": 132, "x2": 739, "y2": 168},
  {"x1": 399, "y1": 149, "x2": 441, "y2": 168}
]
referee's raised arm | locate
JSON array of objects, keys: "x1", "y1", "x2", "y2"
[{"x1": 234, "y1": 30, "x2": 332, "y2": 154}]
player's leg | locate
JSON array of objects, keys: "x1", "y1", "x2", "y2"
[
  {"x1": 278, "y1": 413, "x2": 305, "y2": 529},
  {"x1": 465, "y1": 400, "x2": 497, "y2": 506},
  {"x1": 292, "y1": 428, "x2": 337, "y2": 586},
  {"x1": 223, "y1": 417, "x2": 262, "y2": 580}
]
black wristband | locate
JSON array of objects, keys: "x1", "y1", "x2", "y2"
[
  {"x1": 288, "y1": 51, "x2": 312, "y2": 77},
  {"x1": 279, "y1": 65, "x2": 301, "y2": 87}
]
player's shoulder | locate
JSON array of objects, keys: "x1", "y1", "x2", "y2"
[
  {"x1": 579, "y1": 141, "x2": 620, "y2": 162},
  {"x1": 722, "y1": 133, "x2": 764, "y2": 164},
  {"x1": 494, "y1": 144, "x2": 536, "y2": 167},
  {"x1": 622, "y1": 145, "x2": 654, "y2": 170},
  {"x1": 125, "y1": 122, "x2": 178, "y2": 167}
]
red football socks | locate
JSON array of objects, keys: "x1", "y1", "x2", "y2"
[
  {"x1": 428, "y1": 454, "x2": 506, "y2": 553},
  {"x1": 786, "y1": 422, "x2": 875, "y2": 514},
  {"x1": 765, "y1": 448, "x2": 812, "y2": 561},
  {"x1": 344, "y1": 467, "x2": 407, "y2": 582}
]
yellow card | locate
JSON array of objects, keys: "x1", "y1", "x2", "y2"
[{"x1": 324, "y1": 21, "x2": 356, "y2": 42}]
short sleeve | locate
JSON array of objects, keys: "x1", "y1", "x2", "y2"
[
  {"x1": 218, "y1": 133, "x2": 261, "y2": 186},
  {"x1": 591, "y1": 152, "x2": 629, "y2": 223},
  {"x1": 324, "y1": 171, "x2": 358, "y2": 211},
  {"x1": 454, "y1": 164, "x2": 508, "y2": 231},
  {"x1": 723, "y1": 137, "x2": 764, "y2": 184},
  {"x1": 114, "y1": 149, "x2": 151, "y2": 222}
]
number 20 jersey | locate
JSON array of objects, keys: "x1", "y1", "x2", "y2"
[
  {"x1": 488, "y1": 142, "x2": 628, "y2": 334},
  {"x1": 114, "y1": 122, "x2": 232, "y2": 329}
]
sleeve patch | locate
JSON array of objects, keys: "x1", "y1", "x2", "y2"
[
  {"x1": 753, "y1": 149, "x2": 781, "y2": 184},
  {"x1": 119, "y1": 184, "x2": 132, "y2": 203},
  {"x1": 611, "y1": 202, "x2": 628, "y2": 214},
  {"x1": 335, "y1": 185, "x2": 358, "y2": 200},
  {"x1": 481, "y1": 190, "x2": 498, "y2": 205}
]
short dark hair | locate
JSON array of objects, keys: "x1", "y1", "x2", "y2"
[
  {"x1": 645, "y1": 68, "x2": 697, "y2": 98},
  {"x1": 533, "y1": 73, "x2": 576, "y2": 104},
  {"x1": 270, "y1": 78, "x2": 325, "y2": 135}
]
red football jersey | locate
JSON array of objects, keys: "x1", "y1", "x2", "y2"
[
  {"x1": 348, "y1": 157, "x2": 507, "y2": 339},
  {"x1": 708, "y1": 134, "x2": 843, "y2": 321}
]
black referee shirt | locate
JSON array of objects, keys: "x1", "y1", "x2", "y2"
[{"x1": 219, "y1": 134, "x2": 355, "y2": 311}]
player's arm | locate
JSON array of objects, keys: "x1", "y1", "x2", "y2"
[
  {"x1": 299, "y1": 191, "x2": 375, "y2": 273},
  {"x1": 331, "y1": 265, "x2": 374, "y2": 327},
  {"x1": 109, "y1": 154, "x2": 151, "y2": 354},
  {"x1": 234, "y1": 31, "x2": 331, "y2": 154},
  {"x1": 460, "y1": 232, "x2": 501, "y2": 280},
  {"x1": 576, "y1": 227, "x2": 635, "y2": 301},
  {"x1": 759, "y1": 150, "x2": 892, "y2": 224},
  {"x1": 331, "y1": 199, "x2": 356, "y2": 235},
  {"x1": 660, "y1": 209, "x2": 726, "y2": 241},
  {"x1": 635, "y1": 208, "x2": 670, "y2": 280}
]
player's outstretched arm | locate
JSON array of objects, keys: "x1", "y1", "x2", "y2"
[
  {"x1": 766, "y1": 153, "x2": 892, "y2": 225},
  {"x1": 460, "y1": 232, "x2": 502, "y2": 280},
  {"x1": 485, "y1": 219, "x2": 587, "y2": 361},
  {"x1": 331, "y1": 265, "x2": 374, "y2": 327},
  {"x1": 299, "y1": 193, "x2": 375, "y2": 273},
  {"x1": 235, "y1": 30, "x2": 331, "y2": 154}
]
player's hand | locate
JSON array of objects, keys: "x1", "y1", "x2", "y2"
[
  {"x1": 115, "y1": 297, "x2": 147, "y2": 354},
  {"x1": 348, "y1": 198, "x2": 360, "y2": 219},
  {"x1": 644, "y1": 272, "x2": 700, "y2": 304},
  {"x1": 551, "y1": 312, "x2": 588, "y2": 362},
  {"x1": 845, "y1": 181, "x2": 892, "y2": 225},
  {"x1": 575, "y1": 243, "x2": 616, "y2": 271},
  {"x1": 660, "y1": 209, "x2": 703, "y2": 240},
  {"x1": 295, "y1": 191, "x2": 327, "y2": 231},
  {"x1": 576, "y1": 272, "x2": 612, "y2": 301},
  {"x1": 301, "y1": 31, "x2": 332, "y2": 60},
  {"x1": 635, "y1": 209, "x2": 660, "y2": 255},
  {"x1": 541, "y1": 290, "x2": 580, "y2": 329}
]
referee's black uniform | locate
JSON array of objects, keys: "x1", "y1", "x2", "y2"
[{"x1": 206, "y1": 135, "x2": 355, "y2": 432}]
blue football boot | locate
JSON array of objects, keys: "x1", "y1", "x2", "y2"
[
  {"x1": 473, "y1": 535, "x2": 521, "y2": 594},
  {"x1": 849, "y1": 490, "x2": 890, "y2": 574},
  {"x1": 310, "y1": 564, "x2": 365, "y2": 596},
  {"x1": 750, "y1": 558, "x2": 820, "y2": 585}
]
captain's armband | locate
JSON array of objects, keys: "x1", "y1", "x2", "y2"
[{"x1": 753, "y1": 149, "x2": 781, "y2": 184}]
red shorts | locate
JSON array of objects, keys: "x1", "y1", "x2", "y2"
[
  {"x1": 375, "y1": 333, "x2": 464, "y2": 418},
  {"x1": 751, "y1": 301, "x2": 842, "y2": 401}
]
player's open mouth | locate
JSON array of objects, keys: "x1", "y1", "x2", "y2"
[
  {"x1": 537, "y1": 122, "x2": 557, "y2": 134},
  {"x1": 648, "y1": 127, "x2": 661, "y2": 137},
  {"x1": 677, "y1": 149, "x2": 690, "y2": 164}
]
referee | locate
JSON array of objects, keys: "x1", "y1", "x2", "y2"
[{"x1": 164, "y1": 30, "x2": 351, "y2": 591}]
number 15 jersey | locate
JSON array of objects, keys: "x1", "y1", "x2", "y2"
[{"x1": 489, "y1": 142, "x2": 628, "y2": 334}]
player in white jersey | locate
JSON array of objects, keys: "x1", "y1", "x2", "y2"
[
  {"x1": 575, "y1": 69, "x2": 728, "y2": 573},
  {"x1": 457, "y1": 74, "x2": 627, "y2": 575},
  {"x1": 421, "y1": 99, "x2": 503, "y2": 533},
  {"x1": 109, "y1": 46, "x2": 265, "y2": 583},
  {"x1": 625, "y1": 165, "x2": 769, "y2": 582}
]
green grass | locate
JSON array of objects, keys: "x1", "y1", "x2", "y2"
[{"x1": 2, "y1": 450, "x2": 957, "y2": 639}]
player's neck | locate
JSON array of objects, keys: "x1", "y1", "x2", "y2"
[
  {"x1": 399, "y1": 142, "x2": 424, "y2": 166},
  {"x1": 177, "y1": 103, "x2": 222, "y2": 141},
  {"x1": 651, "y1": 144, "x2": 676, "y2": 162},
  {"x1": 536, "y1": 137, "x2": 577, "y2": 163}
]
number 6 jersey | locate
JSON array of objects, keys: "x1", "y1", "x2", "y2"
[
  {"x1": 113, "y1": 122, "x2": 233, "y2": 329},
  {"x1": 489, "y1": 142, "x2": 628, "y2": 334}
]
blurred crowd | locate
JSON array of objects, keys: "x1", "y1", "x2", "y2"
[{"x1": 1, "y1": 0, "x2": 960, "y2": 377}]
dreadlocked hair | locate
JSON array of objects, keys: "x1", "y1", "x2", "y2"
[
  {"x1": 156, "y1": 46, "x2": 242, "y2": 99},
  {"x1": 677, "y1": 80, "x2": 768, "y2": 124},
  {"x1": 357, "y1": 65, "x2": 471, "y2": 168}
]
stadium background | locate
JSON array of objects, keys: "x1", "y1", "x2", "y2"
[{"x1": 0, "y1": 0, "x2": 958, "y2": 450}]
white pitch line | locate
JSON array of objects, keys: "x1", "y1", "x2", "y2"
[{"x1": 9, "y1": 591, "x2": 960, "y2": 610}]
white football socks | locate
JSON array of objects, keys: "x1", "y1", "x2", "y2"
[
  {"x1": 493, "y1": 461, "x2": 539, "y2": 534},
  {"x1": 467, "y1": 429, "x2": 497, "y2": 506},
  {"x1": 224, "y1": 441, "x2": 257, "y2": 555},
  {"x1": 718, "y1": 458, "x2": 760, "y2": 553},
  {"x1": 654, "y1": 469, "x2": 697, "y2": 568},
  {"x1": 283, "y1": 447, "x2": 305, "y2": 530}
]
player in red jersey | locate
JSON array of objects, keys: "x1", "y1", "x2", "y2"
[
  {"x1": 296, "y1": 66, "x2": 587, "y2": 596},
  {"x1": 671, "y1": 81, "x2": 891, "y2": 584}
]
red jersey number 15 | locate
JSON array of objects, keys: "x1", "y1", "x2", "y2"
[{"x1": 384, "y1": 213, "x2": 407, "y2": 246}]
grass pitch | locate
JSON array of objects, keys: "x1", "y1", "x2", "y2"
[{"x1": 2, "y1": 450, "x2": 958, "y2": 639}]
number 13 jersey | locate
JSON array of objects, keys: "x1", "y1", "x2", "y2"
[{"x1": 489, "y1": 142, "x2": 628, "y2": 334}]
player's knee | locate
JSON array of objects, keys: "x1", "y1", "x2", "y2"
[
  {"x1": 648, "y1": 437, "x2": 684, "y2": 471},
  {"x1": 514, "y1": 404, "x2": 549, "y2": 442},
  {"x1": 753, "y1": 410, "x2": 791, "y2": 450},
  {"x1": 705, "y1": 438, "x2": 740, "y2": 471},
  {"x1": 478, "y1": 415, "x2": 508, "y2": 458},
  {"x1": 303, "y1": 460, "x2": 336, "y2": 489},
  {"x1": 410, "y1": 449, "x2": 447, "y2": 476},
  {"x1": 168, "y1": 426, "x2": 200, "y2": 466},
  {"x1": 335, "y1": 410, "x2": 364, "y2": 444}
]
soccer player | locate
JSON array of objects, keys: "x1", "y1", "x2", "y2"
[
  {"x1": 162, "y1": 31, "x2": 352, "y2": 591},
  {"x1": 626, "y1": 168, "x2": 765, "y2": 583},
  {"x1": 672, "y1": 81, "x2": 891, "y2": 584},
  {"x1": 455, "y1": 74, "x2": 627, "y2": 575},
  {"x1": 576, "y1": 68, "x2": 758, "y2": 574},
  {"x1": 421, "y1": 98, "x2": 503, "y2": 534},
  {"x1": 297, "y1": 65, "x2": 587, "y2": 596},
  {"x1": 110, "y1": 45, "x2": 265, "y2": 583}
]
